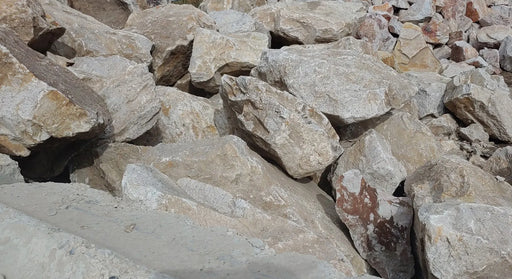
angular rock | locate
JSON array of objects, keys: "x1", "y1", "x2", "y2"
[
  {"x1": 393, "y1": 23, "x2": 442, "y2": 73},
  {"x1": 0, "y1": 0, "x2": 65, "y2": 53},
  {"x1": 398, "y1": 0, "x2": 435, "y2": 22},
  {"x1": 221, "y1": 76, "x2": 342, "y2": 179},
  {"x1": 124, "y1": 4, "x2": 215, "y2": 85},
  {"x1": 368, "y1": 2, "x2": 393, "y2": 19},
  {"x1": 250, "y1": 1, "x2": 366, "y2": 45},
  {"x1": 451, "y1": 40, "x2": 479, "y2": 62},
  {"x1": 499, "y1": 35, "x2": 512, "y2": 72},
  {"x1": 439, "y1": 0, "x2": 473, "y2": 32},
  {"x1": 209, "y1": 10, "x2": 262, "y2": 34},
  {"x1": 422, "y1": 113, "x2": 459, "y2": 137},
  {"x1": 465, "y1": 0, "x2": 491, "y2": 22},
  {"x1": 482, "y1": 146, "x2": 512, "y2": 185},
  {"x1": 444, "y1": 68, "x2": 512, "y2": 142},
  {"x1": 421, "y1": 13, "x2": 450, "y2": 45},
  {"x1": 41, "y1": 0, "x2": 152, "y2": 65},
  {"x1": 0, "y1": 154, "x2": 23, "y2": 185},
  {"x1": 458, "y1": 123, "x2": 489, "y2": 142},
  {"x1": 355, "y1": 13, "x2": 396, "y2": 52},
  {"x1": 480, "y1": 4, "x2": 512, "y2": 26},
  {"x1": 388, "y1": 16, "x2": 402, "y2": 35},
  {"x1": 381, "y1": 0, "x2": 410, "y2": 9},
  {"x1": 329, "y1": 36, "x2": 377, "y2": 57},
  {"x1": 67, "y1": 0, "x2": 132, "y2": 29},
  {"x1": 70, "y1": 136, "x2": 369, "y2": 275},
  {"x1": 0, "y1": 27, "x2": 108, "y2": 157},
  {"x1": 480, "y1": 47, "x2": 501, "y2": 74},
  {"x1": 433, "y1": 45, "x2": 452, "y2": 60},
  {"x1": 332, "y1": 169, "x2": 414, "y2": 279},
  {"x1": 252, "y1": 46, "x2": 417, "y2": 125},
  {"x1": 441, "y1": 61, "x2": 475, "y2": 78},
  {"x1": 199, "y1": 0, "x2": 266, "y2": 13},
  {"x1": 476, "y1": 25, "x2": 512, "y2": 49},
  {"x1": 69, "y1": 56, "x2": 160, "y2": 142},
  {"x1": 418, "y1": 203, "x2": 512, "y2": 279},
  {"x1": 405, "y1": 71, "x2": 451, "y2": 118},
  {"x1": 188, "y1": 28, "x2": 268, "y2": 93}
]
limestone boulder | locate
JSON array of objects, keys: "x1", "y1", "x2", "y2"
[
  {"x1": 252, "y1": 46, "x2": 417, "y2": 125},
  {"x1": 69, "y1": 56, "x2": 160, "y2": 142},
  {"x1": 209, "y1": 10, "x2": 263, "y2": 34},
  {"x1": 0, "y1": 0, "x2": 65, "y2": 53},
  {"x1": 0, "y1": 154, "x2": 23, "y2": 185},
  {"x1": 476, "y1": 25, "x2": 512, "y2": 49},
  {"x1": 124, "y1": 4, "x2": 215, "y2": 85},
  {"x1": 482, "y1": 146, "x2": 512, "y2": 185},
  {"x1": 332, "y1": 169, "x2": 414, "y2": 279},
  {"x1": 398, "y1": 0, "x2": 435, "y2": 22},
  {"x1": 249, "y1": 1, "x2": 366, "y2": 45},
  {"x1": 220, "y1": 76, "x2": 342, "y2": 179},
  {"x1": 499, "y1": 35, "x2": 512, "y2": 72},
  {"x1": 404, "y1": 71, "x2": 451, "y2": 118},
  {"x1": 41, "y1": 0, "x2": 152, "y2": 65},
  {"x1": 0, "y1": 27, "x2": 108, "y2": 157},
  {"x1": 451, "y1": 40, "x2": 479, "y2": 62},
  {"x1": 67, "y1": 0, "x2": 132, "y2": 29},
  {"x1": 199, "y1": 0, "x2": 266, "y2": 13},
  {"x1": 188, "y1": 28, "x2": 268, "y2": 93}
]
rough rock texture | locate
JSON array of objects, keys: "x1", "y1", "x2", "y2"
[
  {"x1": 465, "y1": 0, "x2": 491, "y2": 22},
  {"x1": 41, "y1": 0, "x2": 152, "y2": 65},
  {"x1": 444, "y1": 68, "x2": 512, "y2": 142},
  {"x1": 421, "y1": 14, "x2": 450, "y2": 45},
  {"x1": 0, "y1": 154, "x2": 24, "y2": 184},
  {"x1": 68, "y1": 55, "x2": 160, "y2": 142},
  {"x1": 252, "y1": 46, "x2": 417, "y2": 125},
  {"x1": 189, "y1": 28, "x2": 268, "y2": 93},
  {"x1": 480, "y1": 47, "x2": 501, "y2": 74},
  {"x1": 418, "y1": 203, "x2": 512, "y2": 279},
  {"x1": 69, "y1": 136, "x2": 370, "y2": 275},
  {"x1": 405, "y1": 71, "x2": 450, "y2": 118},
  {"x1": 124, "y1": 4, "x2": 216, "y2": 85},
  {"x1": 209, "y1": 10, "x2": 262, "y2": 34},
  {"x1": 451, "y1": 40, "x2": 479, "y2": 62},
  {"x1": 67, "y1": 0, "x2": 131, "y2": 29},
  {"x1": 482, "y1": 146, "x2": 512, "y2": 184},
  {"x1": 199, "y1": 0, "x2": 266, "y2": 13},
  {"x1": 0, "y1": 27, "x2": 108, "y2": 157},
  {"x1": 355, "y1": 14, "x2": 396, "y2": 52},
  {"x1": 499, "y1": 35, "x2": 512, "y2": 72},
  {"x1": 476, "y1": 25, "x2": 512, "y2": 49},
  {"x1": 0, "y1": 0, "x2": 65, "y2": 53},
  {"x1": 332, "y1": 169, "x2": 414, "y2": 279},
  {"x1": 458, "y1": 123, "x2": 489, "y2": 142},
  {"x1": 250, "y1": 1, "x2": 366, "y2": 45},
  {"x1": 423, "y1": 114, "x2": 459, "y2": 137},
  {"x1": 332, "y1": 129, "x2": 406, "y2": 194},
  {"x1": 393, "y1": 23, "x2": 442, "y2": 73},
  {"x1": 220, "y1": 76, "x2": 342, "y2": 179},
  {"x1": 399, "y1": 0, "x2": 435, "y2": 22}
]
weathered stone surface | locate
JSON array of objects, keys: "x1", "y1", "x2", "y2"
[
  {"x1": 70, "y1": 136, "x2": 369, "y2": 275},
  {"x1": 332, "y1": 130, "x2": 406, "y2": 194},
  {"x1": 441, "y1": 61, "x2": 475, "y2": 78},
  {"x1": 398, "y1": 0, "x2": 435, "y2": 22},
  {"x1": 0, "y1": 182, "x2": 350, "y2": 278},
  {"x1": 480, "y1": 4, "x2": 512, "y2": 26},
  {"x1": 250, "y1": 1, "x2": 366, "y2": 45},
  {"x1": 332, "y1": 169, "x2": 414, "y2": 279},
  {"x1": 368, "y1": 2, "x2": 393, "y2": 19},
  {"x1": 444, "y1": 68, "x2": 512, "y2": 142},
  {"x1": 355, "y1": 13, "x2": 396, "y2": 52},
  {"x1": 388, "y1": 16, "x2": 402, "y2": 35},
  {"x1": 0, "y1": 0, "x2": 65, "y2": 53},
  {"x1": 451, "y1": 40, "x2": 479, "y2": 62},
  {"x1": 69, "y1": 55, "x2": 160, "y2": 142},
  {"x1": 418, "y1": 203, "x2": 512, "y2": 279},
  {"x1": 405, "y1": 71, "x2": 450, "y2": 118},
  {"x1": 433, "y1": 45, "x2": 452, "y2": 60},
  {"x1": 480, "y1": 47, "x2": 501, "y2": 74},
  {"x1": 188, "y1": 28, "x2": 268, "y2": 93},
  {"x1": 200, "y1": 0, "x2": 266, "y2": 13},
  {"x1": 465, "y1": 0, "x2": 491, "y2": 22},
  {"x1": 124, "y1": 4, "x2": 216, "y2": 85},
  {"x1": 41, "y1": 0, "x2": 152, "y2": 65},
  {"x1": 476, "y1": 25, "x2": 512, "y2": 49},
  {"x1": 0, "y1": 27, "x2": 108, "y2": 157},
  {"x1": 422, "y1": 113, "x2": 459, "y2": 137},
  {"x1": 393, "y1": 23, "x2": 442, "y2": 73},
  {"x1": 252, "y1": 46, "x2": 417, "y2": 125},
  {"x1": 458, "y1": 123, "x2": 489, "y2": 142},
  {"x1": 329, "y1": 36, "x2": 377, "y2": 57},
  {"x1": 0, "y1": 154, "x2": 23, "y2": 184},
  {"x1": 499, "y1": 35, "x2": 512, "y2": 72},
  {"x1": 421, "y1": 13, "x2": 450, "y2": 45},
  {"x1": 221, "y1": 76, "x2": 342, "y2": 179},
  {"x1": 439, "y1": 0, "x2": 473, "y2": 32},
  {"x1": 67, "y1": 0, "x2": 131, "y2": 29},
  {"x1": 482, "y1": 146, "x2": 512, "y2": 185},
  {"x1": 209, "y1": 10, "x2": 262, "y2": 34},
  {"x1": 381, "y1": 0, "x2": 410, "y2": 9}
]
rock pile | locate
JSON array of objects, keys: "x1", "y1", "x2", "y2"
[{"x1": 1, "y1": 0, "x2": 512, "y2": 278}]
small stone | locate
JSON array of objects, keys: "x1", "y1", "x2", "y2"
[
  {"x1": 355, "y1": 13, "x2": 396, "y2": 52},
  {"x1": 451, "y1": 41, "x2": 479, "y2": 62},
  {"x1": 388, "y1": 16, "x2": 402, "y2": 35}
]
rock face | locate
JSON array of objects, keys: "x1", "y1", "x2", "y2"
[
  {"x1": 41, "y1": 0, "x2": 152, "y2": 65},
  {"x1": 250, "y1": 1, "x2": 366, "y2": 45},
  {"x1": 69, "y1": 55, "x2": 160, "y2": 142},
  {"x1": 70, "y1": 136, "x2": 369, "y2": 275},
  {"x1": 0, "y1": 0, "x2": 65, "y2": 53},
  {"x1": 0, "y1": 154, "x2": 24, "y2": 184},
  {"x1": 220, "y1": 76, "x2": 343, "y2": 179},
  {"x1": 67, "y1": 0, "x2": 131, "y2": 29},
  {"x1": 252, "y1": 46, "x2": 417, "y2": 125},
  {"x1": 124, "y1": 4, "x2": 216, "y2": 85},
  {"x1": 332, "y1": 169, "x2": 415, "y2": 279},
  {"x1": 0, "y1": 27, "x2": 108, "y2": 157},
  {"x1": 188, "y1": 28, "x2": 268, "y2": 93}
]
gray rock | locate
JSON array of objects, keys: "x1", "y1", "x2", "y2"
[
  {"x1": 433, "y1": 45, "x2": 452, "y2": 60},
  {"x1": 422, "y1": 114, "x2": 459, "y2": 137},
  {"x1": 458, "y1": 123, "x2": 489, "y2": 142},
  {"x1": 188, "y1": 28, "x2": 268, "y2": 93},
  {"x1": 482, "y1": 146, "x2": 512, "y2": 185},
  {"x1": 252, "y1": 46, "x2": 417, "y2": 125},
  {"x1": 124, "y1": 4, "x2": 216, "y2": 85},
  {"x1": 220, "y1": 76, "x2": 342, "y2": 179},
  {"x1": 404, "y1": 71, "x2": 450, "y2": 118},
  {"x1": 499, "y1": 35, "x2": 512, "y2": 72},
  {"x1": 476, "y1": 25, "x2": 512, "y2": 49},
  {"x1": 66, "y1": 0, "x2": 132, "y2": 29},
  {"x1": 200, "y1": 0, "x2": 266, "y2": 13},
  {"x1": 0, "y1": 154, "x2": 23, "y2": 184},
  {"x1": 398, "y1": 0, "x2": 435, "y2": 22},
  {"x1": 441, "y1": 61, "x2": 475, "y2": 78},
  {"x1": 480, "y1": 47, "x2": 501, "y2": 74},
  {"x1": 69, "y1": 56, "x2": 160, "y2": 142},
  {"x1": 209, "y1": 10, "x2": 261, "y2": 34},
  {"x1": 355, "y1": 13, "x2": 396, "y2": 52}
]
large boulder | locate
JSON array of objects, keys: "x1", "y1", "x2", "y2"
[
  {"x1": 124, "y1": 4, "x2": 216, "y2": 85},
  {"x1": 252, "y1": 46, "x2": 417, "y2": 126},
  {"x1": 0, "y1": 154, "x2": 23, "y2": 185},
  {"x1": 188, "y1": 28, "x2": 268, "y2": 93},
  {"x1": 68, "y1": 55, "x2": 160, "y2": 142},
  {"x1": 220, "y1": 76, "x2": 342, "y2": 179},
  {"x1": 0, "y1": 27, "x2": 108, "y2": 157}
]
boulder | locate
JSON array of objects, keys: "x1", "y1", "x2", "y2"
[
  {"x1": 404, "y1": 71, "x2": 451, "y2": 118},
  {"x1": 451, "y1": 40, "x2": 479, "y2": 62},
  {"x1": 422, "y1": 114, "x2": 459, "y2": 137},
  {"x1": 188, "y1": 28, "x2": 268, "y2": 93},
  {"x1": 465, "y1": 0, "x2": 491, "y2": 22},
  {"x1": 68, "y1": 56, "x2": 160, "y2": 142},
  {"x1": 480, "y1": 47, "x2": 501, "y2": 74},
  {"x1": 199, "y1": 0, "x2": 266, "y2": 13},
  {"x1": 332, "y1": 169, "x2": 414, "y2": 279},
  {"x1": 209, "y1": 10, "x2": 262, "y2": 34},
  {"x1": 499, "y1": 35, "x2": 512, "y2": 72},
  {"x1": 41, "y1": 0, "x2": 152, "y2": 65},
  {"x1": 252, "y1": 46, "x2": 417, "y2": 126},
  {"x1": 220, "y1": 76, "x2": 342, "y2": 179},
  {"x1": 0, "y1": 27, "x2": 108, "y2": 157},
  {"x1": 482, "y1": 146, "x2": 512, "y2": 185},
  {"x1": 0, "y1": 0, "x2": 65, "y2": 53},
  {"x1": 439, "y1": 0, "x2": 473, "y2": 32},
  {"x1": 398, "y1": 0, "x2": 435, "y2": 22},
  {"x1": 393, "y1": 23, "x2": 442, "y2": 73},
  {"x1": 421, "y1": 13, "x2": 450, "y2": 45},
  {"x1": 441, "y1": 61, "x2": 475, "y2": 78},
  {"x1": 458, "y1": 123, "x2": 489, "y2": 142},
  {"x1": 67, "y1": 0, "x2": 132, "y2": 29},
  {"x1": 249, "y1": 1, "x2": 366, "y2": 45},
  {"x1": 480, "y1": 4, "x2": 512, "y2": 26},
  {"x1": 69, "y1": 136, "x2": 369, "y2": 275},
  {"x1": 0, "y1": 154, "x2": 23, "y2": 184},
  {"x1": 124, "y1": 4, "x2": 216, "y2": 85},
  {"x1": 355, "y1": 13, "x2": 396, "y2": 52},
  {"x1": 476, "y1": 25, "x2": 512, "y2": 49}
]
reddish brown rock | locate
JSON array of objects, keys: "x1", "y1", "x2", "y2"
[
  {"x1": 440, "y1": 0, "x2": 473, "y2": 32},
  {"x1": 466, "y1": 0, "x2": 491, "y2": 22},
  {"x1": 421, "y1": 14, "x2": 450, "y2": 44},
  {"x1": 451, "y1": 40, "x2": 479, "y2": 62},
  {"x1": 333, "y1": 169, "x2": 414, "y2": 279},
  {"x1": 355, "y1": 14, "x2": 396, "y2": 52},
  {"x1": 447, "y1": 30, "x2": 464, "y2": 46}
]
